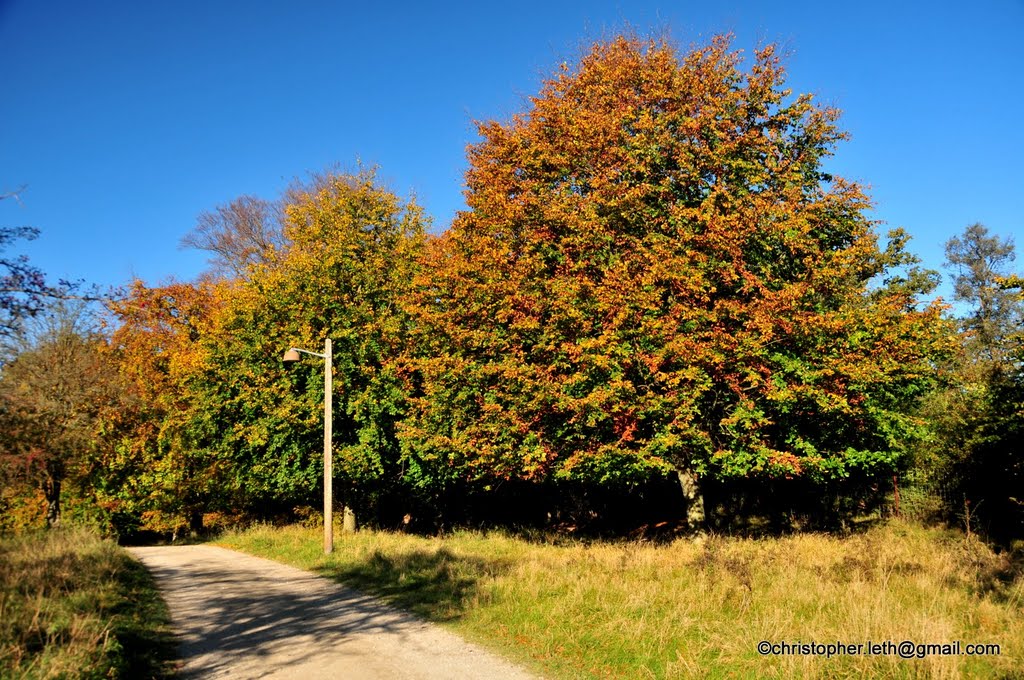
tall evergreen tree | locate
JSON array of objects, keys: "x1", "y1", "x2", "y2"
[{"x1": 937, "y1": 224, "x2": 1024, "y2": 539}]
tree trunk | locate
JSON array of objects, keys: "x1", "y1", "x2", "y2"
[
  {"x1": 188, "y1": 508, "x2": 204, "y2": 537},
  {"x1": 44, "y1": 475, "x2": 61, "y2": 528},
  {"x1": 677, "y1": 470, "x2": 705, "y2": 533}
]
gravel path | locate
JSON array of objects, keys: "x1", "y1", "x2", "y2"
[{"x1": 128, "y1": 545, "x2": 539, "y2": 679}]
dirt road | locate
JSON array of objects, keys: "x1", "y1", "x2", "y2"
[{"x1": 129, "y1": 545, "x2": 539, "y2": 679}]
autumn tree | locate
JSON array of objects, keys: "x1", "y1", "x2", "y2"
[
  {"x1": 403, "y1": 35, "x2": 948, "y2": 529},
  {"x1": 102, "y1": 169, "x2": 428, "y2": 533},
  {"x1": 0, "y1": 301, "x2": 121, "y2": 526},
  {"x1": 103, "y1": 279, "x2": 225, "y2": 535},
  {"x1": 192, "y1": 168, "x2": 429, "y2": 524}
]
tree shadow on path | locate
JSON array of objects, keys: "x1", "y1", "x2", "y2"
[
  {"x1": 313, "y1": 547, "x2": 511, "y2": 622},
  {"x1": 131, "y1": 545, "x2": 513, "y2": 679}
]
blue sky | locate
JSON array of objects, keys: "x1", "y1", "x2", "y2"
[{"x1": 2, "y1": 1, "x2": 1022, "y2": 301}]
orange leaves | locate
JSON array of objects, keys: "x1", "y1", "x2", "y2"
[
  {"x1": 107, "y1": 279, "x2": 223, "y2": 403},
  {"x1": 405, "y1": 33, "x2": 946, "y2": 486}
]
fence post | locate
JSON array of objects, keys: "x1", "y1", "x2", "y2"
[{"x1": 892, "y1": 474, "x2": 901, "y2": 518}]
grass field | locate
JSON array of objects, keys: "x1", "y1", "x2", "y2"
[
  {"x1": 0, "y1": 527, "x2": 176, "y2": 679},
  {"x1": 219, "y1": 520, "x2": 1023, "y2": 679}
]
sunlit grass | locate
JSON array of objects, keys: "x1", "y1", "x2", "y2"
[
  {"x1": 0, "y1": 527, "x2": 177, "y2": 679},
  {"x1": 219, "y1": 520, "x2": 1024, "y2": 678}
]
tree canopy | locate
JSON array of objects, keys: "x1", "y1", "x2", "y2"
[
  {"x1": 945, "y1": 223, "x2": 1022, "y2": 371},
  {"x1": 402, "y1": 35, "x2": 948, "y2": 509},
  {"x1": 0, "y1": 301, "x2": 120, "y2": 526},
  {"x1": 99, "y1": 168, "x2": 429, "y2": 532}
]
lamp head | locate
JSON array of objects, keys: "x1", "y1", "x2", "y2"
[{"x1": 283, "y1": 348, "x2": 301, "y2": 363}]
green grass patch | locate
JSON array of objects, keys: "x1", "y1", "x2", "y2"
[
  {"x1": 0, "y1": 527, "x2": 177, "y2": 679},
  {"x1": 218, "y1": 520, "x2": 1024, "y2": 679}
]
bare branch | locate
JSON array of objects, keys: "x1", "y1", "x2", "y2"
[{"x1": 0, "y1": 185, "x2": 28, "y2": 206}]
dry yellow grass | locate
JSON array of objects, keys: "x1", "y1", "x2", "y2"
[{"x1": 220, "y1": 520, "x2": 1024, "y2": 678}]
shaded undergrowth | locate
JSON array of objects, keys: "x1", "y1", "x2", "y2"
[{"x1": 315, "y1": 547, "x2": 511, "y2": 622}]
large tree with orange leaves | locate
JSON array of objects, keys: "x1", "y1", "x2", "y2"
[
  {"x1": 102, "y1": 279, "x2": 226, "y2": 534},
  {"x1": 402, "y1": 35, "x2": 949, "y2": 525}
]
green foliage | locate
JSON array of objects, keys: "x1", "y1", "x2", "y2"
[
  {"x1": 191, "y1": 168, "x2": 429, "y2": 517},
  {"x1": 961, "y1": 362, "x2": 1024, "y2": 536},
  {"x1": 946, "y1": 223, "x2": 1022, "y2": 367},
  {"x1": 916, "y1": 224, "x2": 1024, "y2": 540}
]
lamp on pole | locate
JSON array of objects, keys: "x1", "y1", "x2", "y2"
[{"x1": 283, "y1": 338, "x2": 333, "y2": 554}]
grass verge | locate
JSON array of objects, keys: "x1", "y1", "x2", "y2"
[
  {"x1": 219, "y1": 520, "x2": 1023, "y2": 679},
  {"x1": 0, "y1": 526, "x2": 177, "y2": 679}
]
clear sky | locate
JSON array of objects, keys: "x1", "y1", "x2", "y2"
[{"x1": 2, "y1": 1, "x2": 1022, "y2": 301}]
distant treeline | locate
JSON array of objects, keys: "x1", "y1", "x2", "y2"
[{"x1": 2, "y1": 35, "x2": 1021, "y2": 541}]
